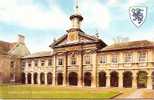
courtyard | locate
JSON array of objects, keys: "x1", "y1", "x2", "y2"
[
  {"x1": 0, "y1": 85, "x2": 121, "y2": 99},
  {"x1": 0, "y1": 85, "x2": 154, "y2": 99}
]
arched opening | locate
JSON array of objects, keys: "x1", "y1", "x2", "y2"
[
  {"x1": 47, "y1": 72, "x2": 52, "y2": 84},
  {"x1": 34, "y1": 73, "x2": 38, "y2": 84},
  {"x1": 152, "y1": 72, "x2": 154, "y2": 89},
  {"x1": 137, "y1": 71, "x2": 148, "y2": 88},
  {"x1": 69, "y1": 72, "x2": 78, "y2": 86},
  {"x1": 40, "y1": 73, "x2": 45, "y2": 84},
  {"x1": 21, "y1": 73, "x2": 25, "y2": 84},
  {"x1": 27, "y1": 73, "x2": 31, "y2": 84},
  {"x1": 84, "y1": 72, "x2": 92, "y2": 86},
  {"x1": 98, "y1": 71, "x2": 106, "y2": 87},
  {"x1": 110, "y1": 71, "x2": 119, "y2": 87},
  {"x1": 57, "y1": 73, "x2": 63, "y2": 85},
  {"x1": 123, "y1": 71, "x2": 132, "y2": 88}
]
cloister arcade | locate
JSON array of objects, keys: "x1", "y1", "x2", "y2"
[{"x1": 22, "y1": 71, "x2": 154, "y2": 89}]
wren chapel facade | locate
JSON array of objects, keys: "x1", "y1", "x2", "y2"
[{"x1": 0, "y1": 2, "x2": 154, "y2": 89}]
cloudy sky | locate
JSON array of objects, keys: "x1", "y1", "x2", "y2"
[{"x1": 0, "y1": 0, "x2": 154, "y2": 53}]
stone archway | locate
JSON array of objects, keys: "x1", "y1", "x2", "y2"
[
  {"x1": 27, "y1": 73, "x2": 31, "y2": 84},
  {"x1": 137, "y1": 71, "x2": 148, "y2": 88},
  {"x1": 110, "y1": 71, "x2": 119, "y2": 87},
  {"x1": 34, "y1": 73, "x2": 38, "y2": 84},
  {"x1": 47, "y1": 72, "x2": 52, "y2": 84},
  {"x1": 123, "y1": 71, "x2": 133, "y2": 88},
  {"x1": 98, "y1": 71, "x2": 106, "y2": 87},
  {"x1": 57, "y1": 73, "x2": 63, "y2": 85},
  {"x1": 68, "y1": 72, "x2": 78, "y2": 86},
  {"x1": 21, "y1": 73, "x2": 25, "y2": 84},
  {"x1": 84, "y1": 72, "x2": 92, "y2": 86},
  {"x1": 152, "y1": 72, "x2": 154, "y2": 89},
  {"x1": 40, "y1": 73, "x2": 45, "y2": 84}
]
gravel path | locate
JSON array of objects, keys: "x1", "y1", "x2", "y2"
[{"x1": 125, "y1": 89, "x2": 143, "y2": 98}]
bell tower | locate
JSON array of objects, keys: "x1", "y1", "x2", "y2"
[
  {"x1": 67, "y1": 0, "x2": 83, "y2": 42},
  {"x1": 70, "y1": 0, "x2": 83, "y2": 29}
]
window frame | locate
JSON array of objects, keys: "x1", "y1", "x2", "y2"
[
  {"x1": 99, "y1": 55, "x2": 107, "y2": 64},
  {"x1": 111, "y1": 54, "x2": 118, "y2": 63},
  {"x1": 84, "y1": 55, "x2": 91, "y2": 65},
  {"x1": 125, "y1": 52, "x2": 132, "y2": 63},
  {"x1": 138, "y1": 51, "x2": 146, "y2": 62},
  {"x1": 58, "y1": 58, "x2": 63, "y2": 65}
]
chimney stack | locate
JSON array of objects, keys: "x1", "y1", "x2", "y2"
[{"x1": 18, "y1": 34, "x2": 25, "y2": 44}]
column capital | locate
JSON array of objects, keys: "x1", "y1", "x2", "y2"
[{"x1": 147, "y1": 75, "x2": 152, "y2": 77}]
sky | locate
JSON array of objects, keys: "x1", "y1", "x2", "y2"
[{"x1": 0, "y1": 0, "x2": 154, "y2": 53}]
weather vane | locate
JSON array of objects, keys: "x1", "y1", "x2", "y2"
[{"x1": 75, "y1": 0, "x2": 79, "y2": 14}]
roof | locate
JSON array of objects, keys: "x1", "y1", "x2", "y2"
[
  {"x1": 22, "y1": 51, "x2": 53, "y2": 59},
  {"x1": 0, "y1": 41, "x2": 15, "y2": 54},
  {"x1": 8, "y1": 43, "x2": 30, "y2": 57},
  {"x1": 0, "y1": 39, "x2": 30, "y2": 57},
  {"x1": 100, "y1": 40, "x2": 154, "y2": 52},
  {"x1": 50, "y1": 30, "x2": 106, "y2": 48}
]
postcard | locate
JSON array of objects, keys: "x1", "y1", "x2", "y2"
[{"x1": 0, "y1": 0, "x2": 154, "y2": 99}]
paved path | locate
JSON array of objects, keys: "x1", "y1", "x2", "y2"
[{"x1": 125, "y1": 89, "x2": 143, "y2": 98}]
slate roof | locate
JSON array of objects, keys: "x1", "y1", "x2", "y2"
[
  {"x1": 22, "y1": 51, "x2": 53, "y2": 58},
  {"x1": 100, "y1": 40, "x2": 154, "y2": 52}
]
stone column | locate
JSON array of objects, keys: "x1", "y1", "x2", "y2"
[
  {"x1": 132, "y1": 74, "x2": 137, "y2": 88},
  {"x1": 52, "y1": 55, "x2": 56, "y2": 86},
  {"x1": 78, "y1": 51, "x2": 83, "y2": 87},
  {"x1": 45, "y1": 72, "x2": 48, "y2": 85},
  {"x1": 37, "y1": 72, "x2": 40, "y2": 84},
  {"x1": 63, "y1": 52, "x2": 67, "y2": 86},
  {"x1": 119, "y1": 72, "x2": 123, "y2": 88},
  {"x1": 25, "y1": 73, "x2": 28, "y2": 84},
  {"x1": 147, "y1": 75, "x2": 152, "y2": 89},
  {"x1": 31, "y1": 73, "x2": 34, "y2": 84},
  {"x1": 92, "y1": 53, "x2": 97, "y2": 87},
  {"x1": 106, "y1": 72, "x2": 110, "y2": 87}
]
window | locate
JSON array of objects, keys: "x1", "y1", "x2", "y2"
[
  {"x1": 48, "y1": 59, "x2": 52, "y2": 66},
  {"x1": 58, "y1": 58, "x2": 63, "y2": 65},
  {"x1": 28, "y1": 61, "x2": 31, "y2": 67},
  {"x1": 85, "y1": 55, "x2": 91, "y2": 65},
  {"x1": 10, "y1": 61, "x2": 14, "y2": 68},
  {"x1": 41, "y1": 60, "x2": 45, "y2": 66},
  {"x1": 112, "y1": 54, "x2": 118, "y2": 63},
  {"x1": 139, "y1": 51, "x2": 146, "y2": 62},
  {"x1": 125, "y1": 53, "x2": 132, "y2": 62},
  {"x1": 99, "y1": 55, "x2": 107, "y2": 64},
  {"x1": 34, "y1": 60, "x2": 38, "y2": 66},
  {"x1": 71, "y1": 55, "x2": 76, "y2": 65},
  {"x1": 21, "y1": 61, "x2": 25, "y2": 67}
]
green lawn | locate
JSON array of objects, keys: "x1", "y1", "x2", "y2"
[{"x1": 0, "y1": 85, "x2": 120, "y2": 99}]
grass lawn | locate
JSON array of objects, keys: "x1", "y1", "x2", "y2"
[{"x1": 0, "y1": 85, "x2": 120, "y2": 99}]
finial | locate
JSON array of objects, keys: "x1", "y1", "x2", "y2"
[
  {"x1": 95, "y1": 29, "x2": 99, "y2": 38},
  {"x1": 75, "y1": 0, "x2": 80, "y2": 14},
  {"x1": 53, "y1": 38, "x2": 56, "y2": 42}
]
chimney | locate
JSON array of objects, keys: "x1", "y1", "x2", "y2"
[{"x1": 18, "y1": 34, "x2": 25, "y2": 44}]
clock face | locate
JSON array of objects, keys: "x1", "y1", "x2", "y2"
[{"x1": 68, "y1": 32, "x2": 78, "y2": 41}]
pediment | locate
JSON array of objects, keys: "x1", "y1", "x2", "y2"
[{"x1": 50, "y1": 32, "x2": 100, "y2": 48}]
